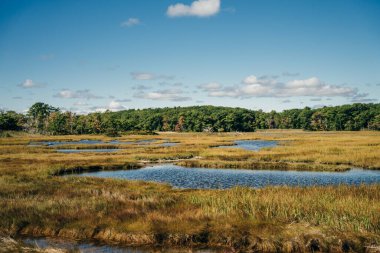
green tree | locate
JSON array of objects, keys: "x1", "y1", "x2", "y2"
[
  {"x1": 0, "y1": 111, "x2": 25, "y2": 131},
  {"x1": 28, "y1": 102, "x2": 59, "y2": 133},
  {"x1": 47, "y1": 112, "x2": 68, "y2": 135}
]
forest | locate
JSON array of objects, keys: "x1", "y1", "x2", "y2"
[{"x1": 0, "y1": 102, "x2": 379, "y2": 135}]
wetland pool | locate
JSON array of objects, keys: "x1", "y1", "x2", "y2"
[
  {"x1": 73, "y1": 164, "x2": 380, "y2": 189},
  {"x1": 28, "y1": 139, "x2": 156, "y2": 146},
  {"x1": 21, "y1": 237, "x2": 219, "y2": 253},
  {"x1": 28, "y1": 139, "x2": 178, "y2": 153},
  {"x1": 216, "y1": 140, "x2": 278, "y2": 151}
]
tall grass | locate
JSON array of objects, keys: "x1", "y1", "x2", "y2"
[
  {"x1": 0, "y1": 130, "x2": 379, "y2": 251},
  {"x1": 189, "y1": 185, "x2": 380, "y2": 233}
]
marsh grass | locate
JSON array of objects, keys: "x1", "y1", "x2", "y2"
[{"x1": 0, "y1": 130, "x2": 379, "y2": 251}]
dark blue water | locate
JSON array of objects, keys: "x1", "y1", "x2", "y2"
[
  {"x1": 76, "y1": 164, "x2": 380, "y2": 189},
  {"x1": 216, "y1": 140, "x2": 277, "y2": 151}
]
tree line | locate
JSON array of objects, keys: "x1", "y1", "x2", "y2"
[{"x1": 0, "y1": 102, "x2": 379, "y2": 135}]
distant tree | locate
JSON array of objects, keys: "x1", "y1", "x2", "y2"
[
  {"x1": 298, "y1": 107, "x2": 313, "y2": 130},
  {"x1": 101, "y1": 111, "x2": 121, "y2": 136},
  {"x1": 162, "y1": 115, "x2": 171, "y2": 131},
  {"x1": 175, "y1": 116, "x2": 185, "y2": 132},
  {"x1": 47, "y1": 112, "x2": 68, "y2": 135},
  {"x1": 267, "y1": 111, "x2": 277, "y2": 129},
  {"x1": 310, "y1": 111, "x2": 328, "y2": 131},
  {"x1": 3, "y1": 103, "x2": 379, "y2": 134},
  {"x1": 27, "y1": 102, "x2": 59, "y2": 133},
  {"x1": 88, "y1": 113, "x2": 102, "y2": 134},
  {"x1": 0, "y1": 111, "x2": 24, "y2": 131},
  {"x1": 369, "y1": 114, "x2": 380, "y2": 130},
  {"x1": 74, "y1": 115, "x2": 88, "y2": 134}
]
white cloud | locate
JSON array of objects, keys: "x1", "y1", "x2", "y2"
[
  {"x1": 199, "y1": 82, "x2": 241, "y2": 97},
  {"x1": 134, "y1": 89, "x2": 191, "y2": 101},
  {"x1": 108, "y1": 100, "x2": 126, "y2": 111},
  {"x1": 88, "y1": 101, "x2": 127, "y2": 113},
  {"x1": 131, "y1": 72, "x2": 174, "y2": 81},
  {"x1": 242, "y1": 75, "x2": 258, "y2": 85},
  {"x1": 18, "y1": 79, "x2": 45, "y2": 88},
  {"x1": 287, "y1": 77, "x2": 321, "y2": 88},
  {"x1": 198, "y1": 82, "x2": 222, "y2": 91},
  {"x1": 167, "y1": 0, "x2": 220, "y2": 17},
  {"x1": 284, "y1": 77, "x2": 355, "y2": 97},
  {"x1": 56, "y1": 90, "x2": 74, "y2": 98},
  {"x1": 202, "y1": 75, "x2": 358, "y2": 98},
  {"x1": 208, "y1": 89, "x2": 239, "y2": 97},
  {"x1": 54, "y1": 89, "x2": 102, "y2": 99},
  {"x1": 240, "y1": 83, "x2": 272, "y2": 96},
  {"x1": 120, "y1": 18, "x2": 140, "y2": 27},
  {"x1": 242, "y1": 75, "x2": 278, "y2": 86},
  {"x1": 131, "y1": 72, "x2": 155, "y2": 80}
]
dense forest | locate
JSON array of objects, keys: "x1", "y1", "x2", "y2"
[{"x1": 0, "y1": 102, "x2": 379, "y2": 135}]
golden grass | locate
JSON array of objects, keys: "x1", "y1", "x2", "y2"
[
  {"x1": 1, "y1": 130, "x2": 379, "y2": 171},
  {"x1": 0, "y1": 130, "x2": 379, "y2": 251}
]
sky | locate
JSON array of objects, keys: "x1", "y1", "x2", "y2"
[{"x1": 0, "y1": 0, "x2": 379, "y2": 113}]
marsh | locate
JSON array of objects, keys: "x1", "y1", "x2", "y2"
[{"x1": 74, "y1": 164, "x2": 380, "y2": 189}]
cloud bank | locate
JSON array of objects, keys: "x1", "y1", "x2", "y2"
[
  {"x1": 131, "y1": 72, "x2": 174, "y2": 81},
  {"x1": 134, "y1": 89, "x2": 191, "y2": 101},
  {"x1": 54, "y1": 89, "x2": 103, "y2": 99},
  {"x1": 203, "y1": 75, "x2": 358, "y2": 98}
]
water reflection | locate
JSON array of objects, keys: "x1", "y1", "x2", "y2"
[
  {"x1": 22, "y1": 237, "x2": 218, "y2": 253},
  {"x1": 216, "y1": 140, "x2": 277, "y2": 151},
  {"x1": 76, "y1": 164, "x2": 380, "y2": 189},
  {"x1": 160, "y1": 142, "x2": 178, "y2": 147},
  {"x1": 28, "y1": 139, "x2": 157, "y2": 146},
  {"x1": 57, "y1": 149, "x2": 120, "y2": 153}
]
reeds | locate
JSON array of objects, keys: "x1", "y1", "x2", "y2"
[{"x1": 0, "y1": 130, "x2": 379, "y2": 251}]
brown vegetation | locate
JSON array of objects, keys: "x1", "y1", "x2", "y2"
[{"x1": 0, "y1": 130, "x2": 379, "y2": 252}]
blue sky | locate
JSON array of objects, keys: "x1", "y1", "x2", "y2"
[{"x1": 0, "y1": 0, "x2": 379, "y2": 113}]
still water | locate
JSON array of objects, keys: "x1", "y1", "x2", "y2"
[
  {"x1": 28, "y1": 139, "x2": 155, "y2": 146},
  {"x1": 57, "y1": 149, "x2": 120, "y2": 153},
  {"x1": 28, "y1": 139, "x2": 177, "y2": 153},
  {"x1": 216, "y1": 140, "x2": 277, "y2": 151},
  {"x1": 76, "y1": 164, "x2": 380, "y2": 189},
  {"x1": 22, "y1": 237, "x2": 217, "y2": 253}
]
